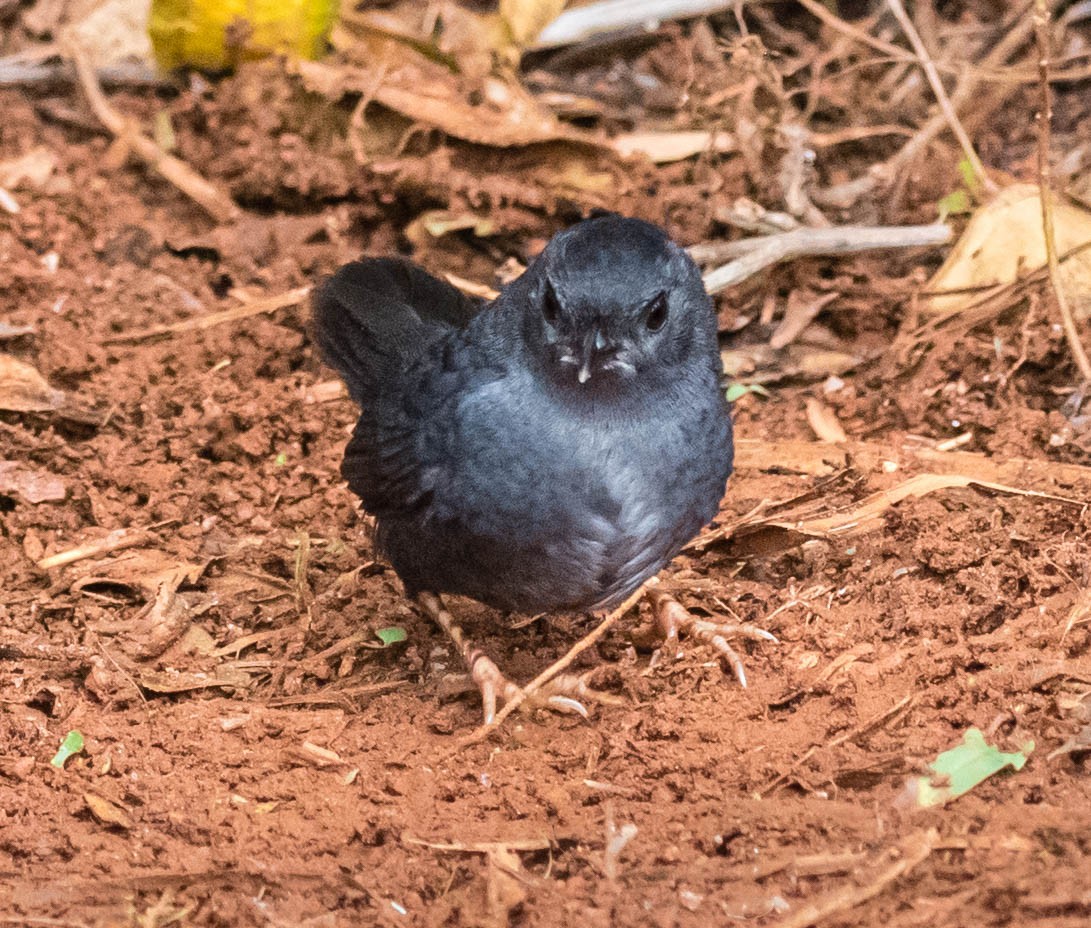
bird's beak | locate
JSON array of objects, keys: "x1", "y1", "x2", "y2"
[
  {"x1": 577, "y1": 328, "x2": 598, "y2": 384},
  {"x1": 575, "y1": 327, "x2": 609, "y2": 384}
]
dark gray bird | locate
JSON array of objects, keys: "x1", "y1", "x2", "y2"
[{"x1": 315, "y1": 215, "x2": 771, "y2": 723}]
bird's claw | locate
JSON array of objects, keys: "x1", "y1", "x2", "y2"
[
  {"x1": 646, "y1": 588, "x2": 776, "y2": 688},
  {"x1": 469, "y1": 655, "x2": 615, "y2": 724}
]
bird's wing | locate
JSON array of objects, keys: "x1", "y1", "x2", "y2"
[
  {"x1": 313, "y1": 257, "x2": 482, "y2": 404},
  {"x1": 314, "y1": 258, "x2": 485, "y2": 515}
]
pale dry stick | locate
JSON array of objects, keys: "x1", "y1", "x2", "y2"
[
  {"x1": 885, "y1": 0, "x2": 996, "y2": 195},
  {"x1": 36, "y1": 522, "x2": 174, "y2": 570},
  {"x1": 101, "y1": 286, "x2": 312, "y2": 345},
  {"x1": 701, "y1": 223, "x2": 951, "y2": 294},
  {"x1": 0, "y1": 56, "x2": 169, "y2": 90},
  {"x1": 455, "y1": 584, "x2": 648, "y2": 749},
  {"x1": 63, "y1": 40, "x2": 240, "y2": 224},
  {"x1": 533, "y1": 0, "x2": 738, "y2": 49},
  {"x1": 774, "y1": 829, "x2": 939, "y2": 928},
  {"x1": 1034, "y1": 1, "x2": 1091, "y2": 382}
]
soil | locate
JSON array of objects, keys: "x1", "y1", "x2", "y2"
[{"x1": 2, "y1": 52, "x2": 1091, "y2": 928}]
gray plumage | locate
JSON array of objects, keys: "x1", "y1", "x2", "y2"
[{"x1": 314, "y1": 215, "x2": 733, "y2": 613}]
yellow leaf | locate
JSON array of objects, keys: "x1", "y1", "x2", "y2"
[
  {"x1": 500, "y1": 0, "x2": 567, "y2": 49},
  {"x1": 924, "y1": 184, "x2": 1091, "y2": 319}
]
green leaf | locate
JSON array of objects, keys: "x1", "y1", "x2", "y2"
[
  {"x1": 726, "y1": 383, "x2": 770, "y2": 403},
  {"x1": 50, "y1": 730, "x2": 85, "y2": 769},
  {"x1": 274, "y1": 452, "x2": 288, "y2": 467},
  {"x1": 375, "y1": 626, "x2": 408, "y2": 647},
  {"x1": 906, "y1": 728, "x2": 1032, "y2": 808},
  {"x1": 937, "y1": 189, "x2": 971, "y2": 222}
]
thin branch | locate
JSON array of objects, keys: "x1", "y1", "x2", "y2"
[
  {"x1": 101, "y1": 287, "x2": 312, "y2": 345},
  {"x1": 773, "y1": 829, "x2": 938, "y2": 928},
  {"x1": 1034, "y1": 1, "x2": 1091, "y2": 381},
  {"x1": 63, "y1": 39, "x2": 240, "y2": 224},
  {"x1": 700, "y1": 223, "x2": 951, "y2": 294},
  {"x1": 885, "y1": 0, "x2": 995, "y2": 194}
]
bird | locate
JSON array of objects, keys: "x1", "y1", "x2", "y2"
[{"x1": 313, "y1": 214, "x2": 773, "y2": 723}]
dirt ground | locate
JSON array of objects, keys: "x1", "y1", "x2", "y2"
[{"x1": 3, "y1": 26, "x2": 1091, "y2": 928}]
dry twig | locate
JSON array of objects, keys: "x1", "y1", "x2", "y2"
[
  {"x1": 1033, "y1": 1, "x2": 1091, "y2": 382},
  {"x1": 701, "y1": 223, "x2": 951, "y2": 294},
  {"x1": 36, "y1": 522, "x2": 175, "y2": 570},
  {"x1": 63, "y1": 39, "x2": 240, "y2": 224},
  {"x1": 102, "y1": 287, "x2": 312, "y2": 345},
  {"x1": 774, "y1": 829, "x2": 938, "y2": 928},
  {"x1": 885, "y1": 0, "x2": 995, "y2": 195}
]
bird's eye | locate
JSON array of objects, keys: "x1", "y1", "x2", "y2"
[
  {"x1": 543, "y1": 284, "x2": 562, "y2": 326},
  {"x1": 643, "y1": 292, "x2": 668, "y2": 332}
]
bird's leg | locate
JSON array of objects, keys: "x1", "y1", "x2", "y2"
[
  {"x1": 642, "y1": 587, "x2": 777, "y2": 688},
  {"x1": 416, "y1": 593, "x2": 601, "y2": 724}
]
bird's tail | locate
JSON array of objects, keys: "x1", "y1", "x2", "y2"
[{"x1": 312, "y1": 257, "x2": 480, "y2": 404}]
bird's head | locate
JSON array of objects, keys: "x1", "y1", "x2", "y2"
[{"x1": 521, "y1": 215, "x2": 716, "y2": 392}]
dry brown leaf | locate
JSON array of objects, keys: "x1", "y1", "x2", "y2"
[
  {"x1": 0, "y1": 461, "x2": 67, "y2": 503},
  {"x1": 0, "y1": 354, "x2": 66, "y2": 413},
  {"x1": 69, "y1": 550, "x2": 207, "y2": 597},
  {"x1": 83, "y1": 792, "x2": 133, "y2": 830},
  {"x1": 923, "y1": 184, "x2": 1091, "y2": 318},
  {"x1": 294, "y1": 59, "x2": 601, "y2": 150},
  {"x1": 405, "y1": 210, "x2": 496, "y2": 248},
  {"x1": 138, "y1": 665, "x2": 251, "y2": 694},
  {"x1": 766, "y1": 473, "x2": 1082, "y2": 540},
  {"x1": 770, "y1": 291, "x2": 840, "y2": 350}
]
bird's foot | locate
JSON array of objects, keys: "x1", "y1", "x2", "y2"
[
  {"x1": 418, "y1": 592, "x2": 618, "y2": 725},
  {"x1": 642, "y1": 587, "x2": 777, "y2": 688},
  {"x1": 469, "y1": 652, "x2": 610, "y2": 724}
]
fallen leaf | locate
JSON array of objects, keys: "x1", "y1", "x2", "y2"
[
  {"x1": 0, "y1": 354, "x2": 66, "y2": 413},
  {"x1": 138, "y1": 666, "x2": 251, "y2": 694},
  {"x1": 0, "y1": 461, "x2": 67, "y2": 503},
  {"x1": 896, "y1": 728, "x2": 1032, "y2": 808},
  {"x1": 924, "y1": 184, "x2": 1091, "y2": 318},
  {"x1": 405, "y1": 210, "x2": 496, "y2": 248},
  {"x1": 376, "y1": 626, "x2": 408, "y2": 647},
  {"x1": 294, "y1": 59, "x2": 602, "y2": 150},
  {"x1": 50, "y1": 730, "x2": 85, "y2": 769},
  {"x1": 83, "y1": 792, "x2": 133, "y2": 830},
  {"x1": 149, "y1": 0, "x2": 336, "y2": 70}
]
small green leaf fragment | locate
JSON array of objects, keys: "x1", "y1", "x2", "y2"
[
  {"x1": 937, "y1": 189, "x2": 971, "y2": 221},
  {"x1": 907, "y1": 728, "x2": 1032, "y2": 808},
  {"x1": 274, "y1": 452, "x2": 288, "y2": 467},
  {"x1": 50, "y1": 730, "x2": 85, "y2": 769},
  {"x1": 376, "y1": 626, "x2": 408, "y2": 647},
  {"x1": 726, "y1": 383, "x2": 770, "y2": 403},
  {"x1": 957, "y1": 156, "x2": 982, "y2": 196}
]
